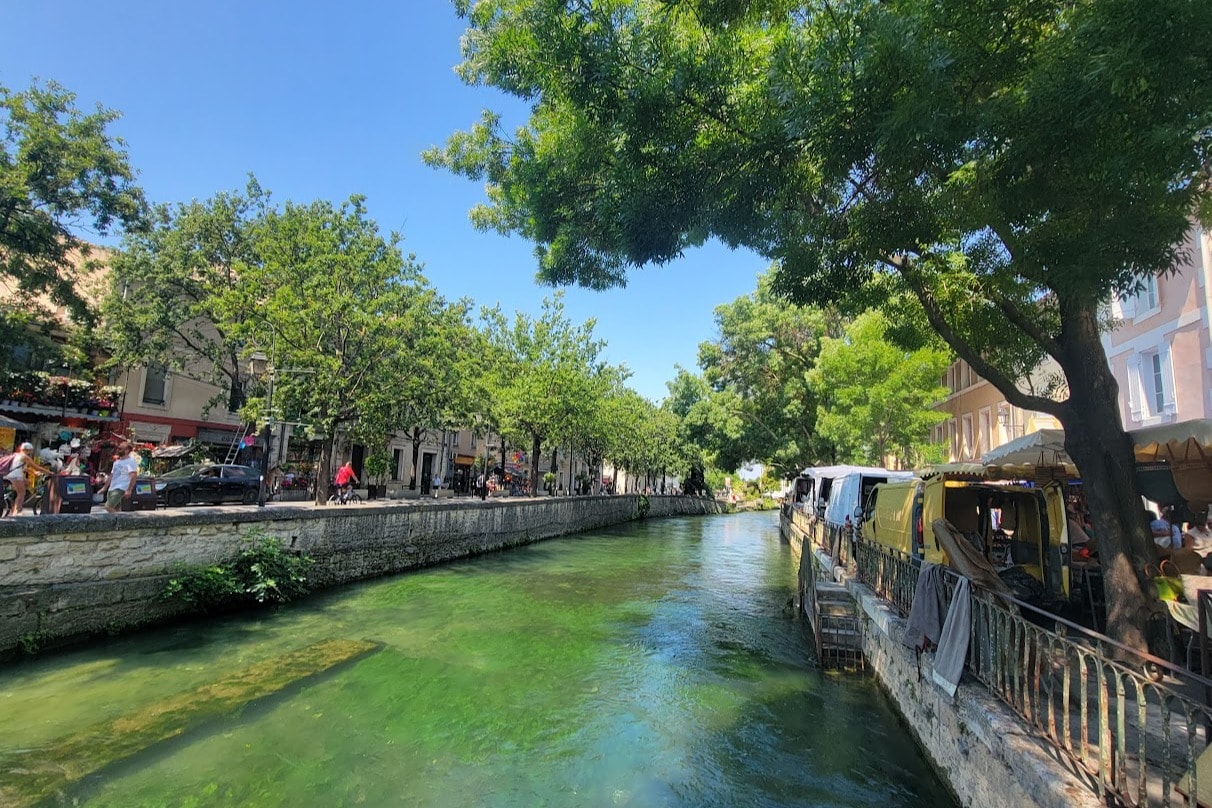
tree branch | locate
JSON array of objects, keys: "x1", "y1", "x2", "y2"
[{"x1": 891, "y1": 256, "x2": 1065, "y2": 418}]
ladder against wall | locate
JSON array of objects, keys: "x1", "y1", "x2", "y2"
[{"x1": 222, "y1": 425, "x2": 255, "y2": 466}]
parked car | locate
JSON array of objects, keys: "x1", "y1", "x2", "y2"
[{"x1": 156, "y1": 463, "x2": 264, "y2": 507}]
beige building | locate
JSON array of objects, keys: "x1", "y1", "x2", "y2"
[
  {"x1": 931, "y1": 358, "x2": 1062, "y2": 463},
  {"x1": 934, "y1": 222, "x2": 1212, "y2": 463}
]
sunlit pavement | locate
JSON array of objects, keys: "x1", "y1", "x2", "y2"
[
  {"x1": 162, "y1": 493, "x2": 548, "y2": 515},
  {"x1": 24, "y1": 493, "x2": 592, "y2": 518}
]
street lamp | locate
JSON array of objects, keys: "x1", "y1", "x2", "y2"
[
  {"x1": 249, "y1": 351, "x2": 275, "y2": 508},
  {"x1": 249, "y1": 346, "x2": 313, "y2": 506},
  {"x1": 997, "y1": 403, "x2": 1020, "y2": 437},
  {"x1": 59, "y1": 362, "x2": 70, "y2": 419}
]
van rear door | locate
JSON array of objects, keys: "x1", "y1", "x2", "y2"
[{"x1": 1042, "y1": 482, "x2": 1071, "y2": 599}]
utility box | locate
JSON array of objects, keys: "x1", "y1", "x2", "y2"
[
  {"x1": 122, "y1": 478, "x2": 158, "y2": 511},
  {"x1": 48, "y1": 475, "x2": 94, "y2": 514}
]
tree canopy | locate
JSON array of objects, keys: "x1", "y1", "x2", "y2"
[
  {"x1": 696, "y1": 273, "x2": 842, "y2": 476},
  {"x1": 811, "y1": 311, "x2": 950, "y2": 468},
  {"x1": 432, "y1": 0, "x2": 1212, "y2": 647},
  {"x1": 480, "y1": 292, "x2": 616, "y2": 491},
  {"x1": 104, "y1": 184, "x2": 459, "y2": 502},
  {"x1": 1, "y1": 81, "x2": 146, "y2": 323}
]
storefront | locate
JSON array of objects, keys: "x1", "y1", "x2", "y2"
[{"x1": 451, "y1": 454, "x2": 476, "y2": 494}]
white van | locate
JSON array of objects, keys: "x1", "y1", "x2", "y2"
[
  {"x1": 797, "y1": 465, "x2": 896, "y2": 519},
  {"x1": 824, "y1": 470, "x2": 915, "y2": 532}
]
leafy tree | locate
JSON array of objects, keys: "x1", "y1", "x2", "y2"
[
  {"x1": 663, "y1": 368, "x2": 716, "y2": 495},
  {"x1": 1, "y1": 81, "x2": 146, "y2": 322},
  {"x1": 431, "y1": 0, "x2": 1212, "y2": 648},
  {"x1": 1, "y1": 81, "x2": 146, "y2": 380},
  {"x1": 810, "y1": 311, "x2": 950, "y2": 468},
  {"x1": 387, "y1": 297, "x2": 476, "y2": 489},
  {"x1": 103, "y1": 180, "x2": 266, "y2": 414},
  {"x1": 696, "y1": 273, "x2": 843, "y2": 477},
  {"x1": 480, "y1": 292, "x2": 608, "y2": 493},
  {"x1": 602, "y1": 388, "x2": 656, "y2": 492},
  {"x1": 107, "y1": 185, "x2": 452, "y2": 504},
  {"x1": 224, "y1": 195, "x2": 442, "y2": 503}
]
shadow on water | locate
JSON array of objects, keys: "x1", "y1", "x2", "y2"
[{"x1": 0, "y1": 510, "x2": 956, "y2": 807}]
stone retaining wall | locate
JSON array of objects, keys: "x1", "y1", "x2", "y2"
[
  {"x1": 0, "y1": 495, "x2": 722, "y2": 658},
  {"x1": 780, "y1": 509, "x2": 1101, "y2": 808}
]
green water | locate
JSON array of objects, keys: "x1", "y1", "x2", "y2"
[{"x1": 0, "y1": 511, "x2": 954, "y2": 807}]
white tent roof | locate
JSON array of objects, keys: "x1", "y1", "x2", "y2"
[{"x1": 980, "y1": 428, "x2": 1069, "y2": 466}]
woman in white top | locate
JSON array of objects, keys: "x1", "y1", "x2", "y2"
[
  {"x1": 5, "y1": 442, "x2": 52, "y2": 516},
  {"x1": 1183, "y1": 513, "x2": 1212, "y2": 554}
]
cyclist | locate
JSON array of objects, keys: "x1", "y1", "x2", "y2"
[
  {"x1": 333, "y1": 460, "x2": 358, "y2": 503},
  {"x1": 4, "y1": 442, "x2": 53, "y2": 516}
]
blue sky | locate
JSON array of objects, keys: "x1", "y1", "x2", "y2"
[{"x1": 0, "y1": 1, "x2": 766, "y2": 402}]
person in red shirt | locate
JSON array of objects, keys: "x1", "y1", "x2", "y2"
[{"x1": 334, "y1": 461, "x2": 358, "y2": 497}]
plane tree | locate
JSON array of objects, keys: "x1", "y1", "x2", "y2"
[
  {"x1": 810, "y1": 311, "x2": 950, "y2": 468},
  {"x1": 429, "y1": 0, "x2": 1212, "y2": 649},
  {"x1": 697, "y1": 273, "x2": 844, "y2": 477},
  {"x1": 107, "y1": 184, "x2": 454, "y2": 503},
  {"x1": 480, "y1": 293, "x2": 608, "y2": 493},
  {"x1": 220, "y1": 195, "x2": 447, "y2": 503},
  {"x1": 1, "y1": 80, "x2": 146, "y2": 324},
  {"x1": 103, "y1": 181, "x2": 267, "y2": 414}
]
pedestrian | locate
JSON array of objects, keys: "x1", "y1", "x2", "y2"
[
  {"x1": 476, "y1": 472, "x2": 486, "y2": 501},
  {"x1": 432, "y1": 471, "x2": 442, "y2": 498},
  {"x1": 104, "y1": 442, "x2": 139, "y2": 514},
  {"x1": 4, "y1": 442, "x2": 52, "y2": 516},
  {"x1": 1184, "y1": 512, "x2": 1212, "y2": 554}
]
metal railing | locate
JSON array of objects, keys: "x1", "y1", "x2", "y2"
[{"x1": 855, "y1": 536, "x2": 1212, "y2": 808}]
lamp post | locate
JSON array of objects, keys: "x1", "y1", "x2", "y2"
[{"x1": 249, "y1": 351, "x2": 275, "y2": 508}]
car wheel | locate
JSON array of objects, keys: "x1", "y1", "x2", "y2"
[
  {"x1": 242, "y1": 488, "x2": 258, "y2": 505},
  {"x1": 167, "y1": 489, "x2": 190, "y2": 507}
]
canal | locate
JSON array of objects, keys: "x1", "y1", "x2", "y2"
[{"x1": 0, "y1": 511, "x2": 955, "y2": 807}]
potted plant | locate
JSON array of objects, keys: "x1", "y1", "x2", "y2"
[
  {"x1": 364, "y1": 451, "x2": 391, "y2": 500},
  {"x1": 543, "y1": 470, "x2": 556, "y2": 496}
]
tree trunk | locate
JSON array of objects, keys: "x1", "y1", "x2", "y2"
[
  {"x1": 409, "y1": 427, "x2": 421, "y2": 490},
  {"x1": 568, "y1": 442, "x2": 575, "y2": 496},
  {"x1": 1055, "y1": 300, "x2": 1157, "y2": 652},
  {"x1": 530, "y1": 432, "x2": 542, "y2": 495},
  {"x1": 315, "y1": 434, "x2": 334, "y2": 506}
]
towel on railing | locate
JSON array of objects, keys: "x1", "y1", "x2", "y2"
[
  {"x1": 903, "y1": 562, "x2": 948, "y2": 650},
  {"x1": 933, "y1": 576, "x2": 971, "y2": 698}
]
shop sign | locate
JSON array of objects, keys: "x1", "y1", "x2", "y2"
[
  {"x1": 197, "y1": 427, "x2": 240, "y2": 445},
  {"x1": 129, "y1": 421, "x2": 171, "y2": 442}
]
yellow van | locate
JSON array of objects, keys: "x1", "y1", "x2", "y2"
[{"x1": 860, "y1": 465, "x2": 1070, "y2": 603}]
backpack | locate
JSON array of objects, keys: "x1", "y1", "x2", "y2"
[{"x1": 0, "y1": 452, "x2": 19, "y2": 477}]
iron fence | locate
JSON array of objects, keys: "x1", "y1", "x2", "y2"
[{"x1": 854, "y1": 536, "x2": 1212, "y2": 808}]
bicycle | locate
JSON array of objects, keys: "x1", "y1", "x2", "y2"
[
  {"x1": 2, "y1": 477, "x2": 43, "y2": 517},
  {"x1": 327, "y1": 481, "x2": 362, "y2": 506}
]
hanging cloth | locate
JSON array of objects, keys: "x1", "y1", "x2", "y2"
[{"x1": 932, "y1": 576, "x2": 972, "y2": 698}]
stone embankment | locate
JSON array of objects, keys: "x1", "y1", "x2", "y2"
[
  {"x1": 0, "y1": 495, "x2": 722, "y2": 658},
  {"x1": 780, "y1": 509, "x2": 1101, "y2": 808}
]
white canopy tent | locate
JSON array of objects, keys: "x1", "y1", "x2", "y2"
[
  {"x1": 977, "y1": 420, "x2": 1212, "y2": 509},
  {"x1": 980, "y1": 428, "x2": 1069, "y2": 466}
]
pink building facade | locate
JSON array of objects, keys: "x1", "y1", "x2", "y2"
[{"x1": 1102, "y1": 224, "x2": 1212, "y2": 429}]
